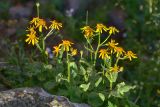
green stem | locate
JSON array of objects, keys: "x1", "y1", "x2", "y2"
[
  {"x1": 44, "y1": 29, "x2": 54, "y2": 40},
  {"x1": 115, "y1": 56, "x2": 120, "y2": 66},
  {"x1": 42, "y1": 38, "x2": 45, "y2": 50},
  {"x1": 86, "y1": 38, "x2": 94, "y2": 51},
  {"x1": 36, "y1": 3, "x2": 40, "y2": 18},
  {"x1": 43, "y1": 51, "x2": 48, "y2": 64},
  {"x1": 100, "y1": 34, "x2": 111, "y2": 46},
  {"x1": 94, "y1": 33, "x2": 101, "y2": 66},
  {"x1": 35, "y1": 43, "x2": 42, "y2": 52},
  {"x1": 90, "y1": 52, "x2": 93, "y2": 61},
  {"x1": 36, "y1": 43, "x2": 48, "y2": 64},
  {"x1": 86, "y1": 38, "x2": 94, "y2": 62},
  {"x1": 94, "y1": 34, "x2": 112, "y2": 66},
  {"x1": 102, "y1": 69, "x2": 105, "y2": 84},
  {"x1": 110, "y1": 81, "x2": 113, "y2": 90},
  {"x1": 102, "y1": 59, "x2": 106, "y2": 84},
  {"x1": 67, "y1": 52, "x2": 70, "y2": 83}
]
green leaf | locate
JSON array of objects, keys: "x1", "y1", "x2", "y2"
[
  {"x1": 69, "y1": 62, "x2": 78, "y2": 70},
  {"x1": 111, "y1": 72, "x2": 118, "y2": 82},
  {"x1": 95, "y1": 77, "x2": 102, "y2": 87},
  {"x1": 98, "y1": 93, "x2": 105, "y2": 101},
  {"x1": 108, "y1": 101, "x2": 117, "y2": 107},
  {"x1": 56, "y1": 73, "x2": 67, "y2": 82},
  {"x1": 57, "y1": 89, "x2": 69, "y2": 96},
  {"x1": 68, "y1": 86, "x2": 82, "y2": 102},
  {"x1": 43, "y1": 64, "x2": 52, "y2": 70},
  {"x1": 109, "y1": 82, "x2": 136, "y2": 98},
  {"x1": 117, "y1": 82, "x2": 136, "y2": 95},
  {"x1": 80, "y1": 65, "x2": 86, "y2": 75},
  {"x1": 80, "y1": 82, "x2": 90, "y2": 92},
  {"x1": 105, "y1": 72, "x2": 118, "y2": 83},
  {"x1": 37, "y1": 73, "x2": 46, "y2": 81},
  {"x1": 44, "y1": 81, "x2": 55, "y2": 90},
  {"x1": 88, "y1": 92, "x2": 103, "y2": 107},
  {"x1": 70, "y1": 62, "x2": 78, "y2": 78},
  {"x1": 84, "y1": 45, "x2": 94, "y2": 53}
]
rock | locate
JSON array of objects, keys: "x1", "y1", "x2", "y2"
[{"x1": 0, "y1": 87, "x2": 90, "y2": 107}]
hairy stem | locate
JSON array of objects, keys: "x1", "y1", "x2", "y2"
[
  {"x1": 67, "y1": 52, "x2": 70, "y2": 83},
  {"x1": 94, "y1": 33, "x2": 101, "y2": 66},
  {"x1": 44, "y1": 29, "x2": 54, "y2": 40}
]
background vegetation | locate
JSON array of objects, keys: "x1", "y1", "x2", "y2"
[{"x1": 0, "y1": 0, "x2": 160, "y2": 107}]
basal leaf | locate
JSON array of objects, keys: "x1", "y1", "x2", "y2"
[
  {"x1": 88, "y1": 92, "x2": 103, "y2": 107},
  {"x1": 98, "y1": 93, "x2": 105, "y2": 101},
  {"x1": 80, "y1": 82, "x2": 90, "y2": 92},
  {"x1": 95, "y1": 77, "x2": 102, "y2": 87},
  {"x1": 108, "y1": 101, "x2": 117, "y2": 107}
]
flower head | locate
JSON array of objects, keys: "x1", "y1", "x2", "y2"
[
  {"x1": 96, "y1": 23, "x2": 108, "y2": 34},
  {"x1": 26, "y1": 26, "x2": 36, "y2": 33},
  {"x1": 25, "y1": 31, "x2": 39, "y2": 45},
  {"x1": 125, "y1": 51, "x2": 137, "y2": 61},
  {"x1": 106, "y1": 39, "x2": 119, "y2": 53},
  {"x1": 30, "y1": 17, "x2": 40, "y2": 26},
  {"x1": 110, "y1": 65, "x2": 123, "y2": 72},
  {"x1": 108, "y1": 26, "x2": 119, "y2": 35},
  {"x1": 71, "y1": 48, "x2": 77, "y2": 56},
  {"x1": 81, "y1": 26, "x2": 94, "y2": 39},
  {"x1": 53, "y1": 46, "x2": 61, "y2": 57},
  {"x1": 61, "y1": 40, "x2": 74, "y2": 51},
  {"x1": 36, "y1": 19, "x2": 47, "y2": 32},
  {"x1": 49, "y1": 20, "x2": 62, "y2": 30},
  {"x1": 114, "y1": 46, "x2": 125, "y2": 57},
  {"x1": 99, "y1": 49, "x2": 110, "y2": 59}
]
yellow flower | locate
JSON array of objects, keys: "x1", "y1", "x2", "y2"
[
  {"x1": 81, "y1": 26, "x2": 94, "y2": 39},
  {"x1": 106, "y1": 39, "x2": 119, "y2": 53},
  {"x1": 25, "y1": 32, "x2": 39, "y2": 45},
  {"x1": 36, "y1": 19, "x2": 47, "y2": 32},
  {"x1": 125, "y1": 51, "x2": 137, "y2": 61},
  {"x1": 114, "y1": 46, "x2": 125, "y2": 57},
  {"x1": 96, "y1": 23, "x2": 108, "y2": 34},
  {"x1": 26, "y1": 26, "x2": 36, "y2": 33},
  {"x1": 110, "y1": 65, "x2": 123, "y2": 72},
  {"x1": 108, "y1": 26, "x2": 119, "y2": 35},
  {"x1": 99, "y1": 49, "x2": 110, "y2": 59},
  {"x1": 61, "y1": 40, "x2": 74, "y2": 51},
  {"x1": 30, "y1": 17, "x2": 40, "y2": 26},
  {"x1": 53, "y1": 46, "x2": 61, "y2": 57},
  {"x1": 49, "y1": 20, "x2": 62, "y2": 30},
  {"x1": 71, "y1": 48, "x2": 77, "y2": 56}
]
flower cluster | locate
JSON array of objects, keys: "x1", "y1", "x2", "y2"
[
  {"x1": 25, "y1": 17, "x2": 62, "y2": 46},
  {"x1": 99, "y1": 39, "x2": 137, "y2": 72},
  {"x1": 81, "y1": 26, "x2": 94, "y2": 39},
  {"x1": 53, "y1": 40, "x2": 77, "y2": 57},
  {"x1": 81, "y1": 23, "x2": 137, "y2": 73},
  {"x1": 23, "y1": 4, "x2": 138, "y2": 103},
  {"x1": 81, "y1": 23, "x2": 119, "y2": 39},
  {"x1": 106, "y1": 39, "x2": 137, "y2": 61}
]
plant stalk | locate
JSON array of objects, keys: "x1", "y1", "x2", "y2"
[{"x1": 67, "y1": 52, "x2": 70, "y2": 83}]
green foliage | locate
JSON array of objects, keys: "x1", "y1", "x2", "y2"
[
  {"x1": 2, "y1": 0, "x2": 160, "y2": 107},
  {"x1": 109, "y1": 82, "x2": 136, "y2": 98},
  {"x1": 88, "y1": 92, "x2": 104, "y2": 107},
  {"x1": 108, "y1": 101, "x2": 117, "y2": 107},
  {"x1": 0, "y1": 1, "x2": 10, "y2": 19}
]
